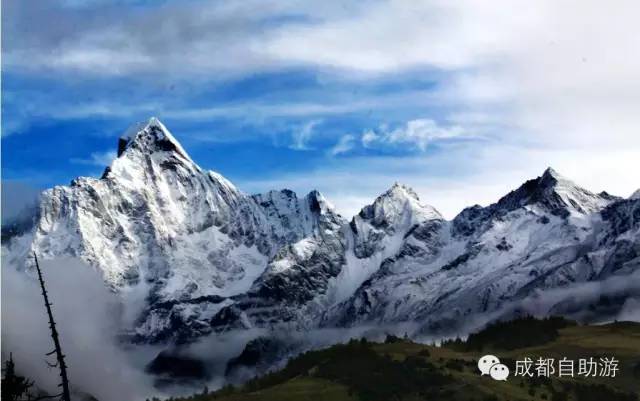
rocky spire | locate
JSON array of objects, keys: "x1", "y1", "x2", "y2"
[{"x1": 118, "y1": 117, "x2": 192, "y2": 162}]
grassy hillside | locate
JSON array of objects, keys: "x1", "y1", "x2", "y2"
[{"x1": 164, "y1": 318, "x2": 640, "y2": 401}]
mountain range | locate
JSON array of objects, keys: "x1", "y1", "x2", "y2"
[{"x1": 3, "y1": 118, "x2": 639, "y2": 345}]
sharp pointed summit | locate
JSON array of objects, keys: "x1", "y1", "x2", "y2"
[
  {"x1": 102, "y1": 118, "x2": 200, "y2": 182},
  {"x1": 385, "y1": 182, "x2": 421, "y2": 201},
  {"x1": 356, "y1": 183, "x2": 441, "y2": 227},
  {"x1": 346, "y1": 183, "x2": 443, "y2": 259},
  {"x1": 118, "y1": 117, "x2": 192, "y2": 162},
  {"x1": 542, "y1": 166, "x2": 561, "y2": 178},
  {"x1": 495, "y1": 167, "x2": 614, "y2": 217}
]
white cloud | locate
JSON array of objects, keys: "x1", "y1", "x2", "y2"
[
  {"x1": 4, "y1": 0, "x2": 342, "y2": 77},
  {"x1": 0, "y1": 1, "x2": 551, "y2": 77},
  {"x1": 1, "y1": 258, "x2": 159, "y2": 401},
  {"x1": 263, "y1": 1, "x2": 492, "y2": 72},
  {"x1": 3, "y1": 89, "x2": 441, "y2": 138},
  {"x1": 361, "y1": 130, "x2": 378, "y2": 148},
  {"x1": 289, "y1": 120, "x2": 321, "y2": 150},
  {"x1": 9, "y1": 0, "x2": 637, "y2": 148},
  {"x1": 267, "y1": 0, "x2": 640, "y2": 153},
  {"x1": 328, "y1": 134, "x2": 355, "y2": 156},
  {"x1": 361, "y1": 119, "x2": 467, "y2": 151},
  {"x1": 71, "y1": 150, "x2": 117, "y2": 167},
  {"x1": 162, "y1": 90, "x2": 439, "y2": 121},
  {"x1": 1, "y1": 181, "x2": 41, "y2": 226}
]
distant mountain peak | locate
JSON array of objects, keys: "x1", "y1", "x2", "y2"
[
  {"x1": 541, "y1": 166, "x2": 561, "y2": 179},
  {"x1": 496, "y1": 167, "x2": 612, "y2": 217},
  {"x1": 354, "y1": 183, "x2": 441, "y2": 233},
  {"x1": 385, "y1": 182, "x2": 420, "y2": 201},
  {"x1": 539, "y1": 167, "x2": 581, "y2": 190}
]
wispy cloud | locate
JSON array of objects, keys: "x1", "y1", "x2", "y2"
[
  {"x1": 328, "y1": 134, "x2": 355, "y2": 156},
  {"x1": 2, "y1": 88, "x2": 440, "y2": 138},
  {"x1": 161, "y1": 91, "x2": 439, "y2": 121},
  {"x1": 71, "y1": 150, "x2": 117, "y2": 167},
  {"x1": 361, "y1": 119, "x2": 468, "y2": 151},
  {"x1": 289, "y1": 120, "x2": 321, "y2": 150}
]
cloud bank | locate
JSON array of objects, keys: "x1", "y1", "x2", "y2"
[{"x1": 1, "y1": 257, "x2": 160, "y2": 401}]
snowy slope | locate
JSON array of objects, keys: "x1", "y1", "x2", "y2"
[
  {"x1": 3, "y1": 118, "x2": 638, "y2": 344},
  {"x1": 325, "y1": 168, "x2": 638, "y2": 332}
]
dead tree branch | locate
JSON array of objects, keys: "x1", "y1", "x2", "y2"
[{"x1": 33, "y1": 253, "x2": 71, "y2": 401}]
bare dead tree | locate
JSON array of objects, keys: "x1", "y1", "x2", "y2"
[{"x1": 33, "y1": 253, "x2": 71, "y2": 401}]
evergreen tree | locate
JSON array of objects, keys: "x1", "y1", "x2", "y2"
[{"x1": 1, "y1": 353, "x2": 34, "y2": 401}]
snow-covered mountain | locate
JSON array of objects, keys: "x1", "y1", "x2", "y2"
[{"x1": 3, "y1": 118, "x2": 639, "y2": 344}]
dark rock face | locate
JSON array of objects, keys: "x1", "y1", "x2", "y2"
[
  {"x1": 146, "y1": 350, "x2": 209, "y2": 386},
  {"x1": 496, "y1": 237, "x2": 512, "y2": 251},
  {"x1": 440, "y1": 248, "x2": 478, "y2": 271},
  {"x1": 600, "y1": 198, "x2": 640, "y2": 239},
  {"x1": 133, "y1": 295, "x2": 231, "y2": 344},
  {"x1": 209, "y1": 306, "x2": 249, "y2": 330},
  {"x1": 225, "y1": 337, "x2": 297, "y2": 379},
  {"x1": 451, "y1": 205, "x2": 488, "y2": 237},
  {"x1": 253, "y1": 241, "x2": 346, "y2": 304},
  {"x1": 117, "y1": 137, "x2": 129, "y2": 157},
  {"x1": 1, "y1": 213, "x2": 38, "y2": 244}
]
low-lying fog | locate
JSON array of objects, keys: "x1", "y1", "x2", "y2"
[{"x1": 2, "y1": 255, "x2": 639, "y2": 401}]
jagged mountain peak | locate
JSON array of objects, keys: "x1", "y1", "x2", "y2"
[
  {"x1": 354, "y1": 183, "x2": 441, "y2": 232},
  {"x1": 385, "y1": 182, "x2": 420, "y2": 201},
  {"x1": 541, "y1": 166, "x2": 561, "y2": 179},
  {"x1": 453, "y1": 167, "x2": 617, "y2": 237},
  {"x1": 380, "y1": 183, "x2": 441, "y2": 219},
  {"x1": 496, "y1": 167, "x2": 612, "y2": 217},
  {"x1": 630, "y1": 189, "x2": 640, "y2": 200},
  {"x1": 102, "y1": 118, "x2": 200, "y2": 181},
  {"x1": 538, "y1": 167, "x2": 579, "y2": 190},
  {"x1": 118, "y1": 117, "x2": 192, "y2": 162},
  {"x1": 251, "y1": 189, "x2": 342, "y2": 230}
]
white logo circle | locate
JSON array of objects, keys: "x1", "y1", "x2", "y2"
[
  {"x1": 489, "y1": 363, "x2": 510, "y2": 381},
  {"x1": 477, "y1": 354, "x2": 500, "y2": 376}
]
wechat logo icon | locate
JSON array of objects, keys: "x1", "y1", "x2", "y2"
[{"x1": 478, "y1": 355, "x2": 509, "y2": 381}]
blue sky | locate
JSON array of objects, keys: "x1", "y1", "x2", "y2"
[{"x1": 3, "y1": 0, "x2": 639, "y2": 218}]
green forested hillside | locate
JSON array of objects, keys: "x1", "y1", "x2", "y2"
[{"x1": 164, "y1": 319, "x2": 640, "y2": 401}]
